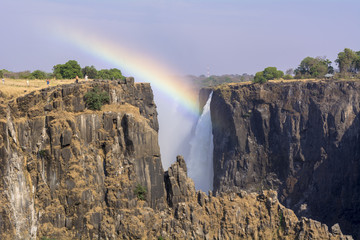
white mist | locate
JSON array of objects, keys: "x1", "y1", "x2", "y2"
[{"x1": 187, "y1": 92, "x2": 214, "y2": 192}]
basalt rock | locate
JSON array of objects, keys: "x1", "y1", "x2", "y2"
[
  {"x1": 202, "y1": 80, "x2": 360, "y2": 238},
  {"x1": 0, "y1": 79, "x2": 353, "y2": 239},
  {"x1": 0, "y1": 80, "x2": 165, "y2": 239},
  {"x1": 104, "y1": 158, "x2": 353, "y2": 239}
]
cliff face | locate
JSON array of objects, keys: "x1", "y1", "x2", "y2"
[
  {"x1": 0, "y1": 79, "x2": 165, "y2": 239},
  {"x1": 0, "y1": 79, "x2": 352, "y2": 239},
  {"x1": 203, "y1": 80, "x2": 360, "y2": 238}
]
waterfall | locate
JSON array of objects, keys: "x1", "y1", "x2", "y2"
[{"x1": 187, "y1": 92, "x2": 214, "y2": 192}]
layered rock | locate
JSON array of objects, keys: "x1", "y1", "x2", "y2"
[
  {"x1": 0, "y1": 79, "x2": 165, "y2": 239},
  {"x1": 99, "y1": 158, "x2": 353, "y2": 239},
  {"x1": 202, "y1": 80, "x2": 360, "y2": 238}
]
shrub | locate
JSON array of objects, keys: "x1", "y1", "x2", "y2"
[
  {"x1": 84, "y1": 87, "x2": 110, "y2": 110},
  {"x1": 31, "y1": 70, "x2": 47, "y2": 79},
  {"x1": 283, "y1": 74, "x2": 293, "y2": 80},
  {"x1": 134, "y1": 184, "x2": 147, "y2": 201}
]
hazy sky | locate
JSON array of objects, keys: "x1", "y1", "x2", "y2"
[{"x1": 1, "y1": 0, "x2": 359, "y2": 76}]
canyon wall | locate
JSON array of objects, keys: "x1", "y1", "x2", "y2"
[
  {"x1": 0, "y1": 79, "x2": 352, "y2": 239},
  {"x1": 0, "y1": 79, "x2": 165, "y2": 239},
  {"x1": 202, "y1": 80, "x2": 360, "y2": 238}
]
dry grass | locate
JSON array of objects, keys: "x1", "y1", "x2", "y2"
[{"x1": 0, "y1": 78, "x2": 89, "y2": 99}]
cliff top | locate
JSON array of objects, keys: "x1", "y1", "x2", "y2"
[
  {"x1": 0, "y1": 77, "x2": 148, "y2": 101},
  {"x1": 212, "y1": 78, "x2": 360, "y2": 90}
]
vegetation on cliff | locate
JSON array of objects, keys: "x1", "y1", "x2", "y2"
[
  {"x1": 253, "y1": 47, "x2": 360, "y2": 84},
  {"x1": 254, "y1": 67, "x2": 284, "y2": 83},
  {"x1": 84, "y1": 86, "x2": 110, "y2": 110},
  {"x1": 0, "y1": 60, "x2": 125, "y2": 80}
]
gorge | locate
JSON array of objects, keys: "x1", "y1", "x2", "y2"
[{"x1": 0, "y1": 78, "x2": 357, "y2": 239}]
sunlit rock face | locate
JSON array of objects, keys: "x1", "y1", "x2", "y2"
[
  {"x1": 202, "y1": 80, "x2": 360, "y2": 238},
  {"x1": 0, "y1": 79, "x2": 353, "y2": 239},
  {"x1": 0, "y1": 79, "x2": 165, "y2": 239}
]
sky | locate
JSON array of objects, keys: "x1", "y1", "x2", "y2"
[
  {"x1": 1, "y1": 0, "x2": 359, "y2": 169},
  {"x1": 1, "y1": 0, "x2": 359, "y2": 76}
]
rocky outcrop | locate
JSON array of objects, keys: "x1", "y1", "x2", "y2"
[
  {"x1": 164, "y1": 155, "x2": 196, "y2": 207},
  {"x1": 203, "y1": 80, "x2": 360, "y2": 238},
  {"x1": 97, "y1": 158, "x2": 353, "y2": 239},
  {"x1": 0, "y1": 79, "x2": 165, "y2": 239}
]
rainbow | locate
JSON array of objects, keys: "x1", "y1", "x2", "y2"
[{"x1": 49, "y1": 25, "x2": 199, "y2": 116}]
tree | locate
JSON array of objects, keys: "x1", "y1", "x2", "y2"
[
  {"x1": 295, "y1": 56, "x2": 332, "y2": 78},
  {"x1": 31, "y1": 70, "x2": 47, "y2": 79},
  {"x1": 253, "y1": 67, "x2": 283, "y2": 84},
  {"x1": 356, "y1": 51, "x2": 360, "y2": 73},
  {"x1": 253, "y1": 71, "x2": 267, "y2": 84},
  {"x1": 263, "y1": 67, "x2": 284, "y2": 80},
  {"x1": 82, "y1": 65, "x2": 98, "y2": 79},
  {"x1": 53, "y1": 60, "x2": 82, "y2": 79},
  {"x1": 97, "y1": 68, "x2": 124, "y2": 80},
  {"x1": 335, "y1": 48, "x2": 359, "y2": 76}
]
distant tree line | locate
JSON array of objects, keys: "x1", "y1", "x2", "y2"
[
  {"x1": 0, "y1": 60, "x2": 125, "y2": 80},
  {"x1": 253, "y1": 48, "x2": 360, "y2": 83},
  {"x1": 189, "y1": 73, "x2": 254, "y2": 88}
]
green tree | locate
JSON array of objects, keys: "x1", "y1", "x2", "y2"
[
  {"x1": 253, "y1": 71, "x2": 267, "y2": 83},
  {"x1": 295, "y1": 56, "x2": 332, "y2": 78},
  {"x1": 82, "y1": 65, "x2": 98, "y2": 79},
  {"x1": 335, "y1": 48, "x2": 359, "y2": 76},
  {"x1": 31, "y1": 70, "x2": 47, "y2": 79},
  {"x1": 356, "y1": 51, "x2": 360, "y2": 73},
  {"x1": 97, "y1": 68, "x2": 124, "y2": 80},
  {"x1": 52, "y1": 60, "x2": 82, "y2": 79},
  {"x1": 253, "y1": 67, "x2": 283, "y2": 84},
  {"x1": 263, "y1": 67, "x2": 284, "y2": 80}
]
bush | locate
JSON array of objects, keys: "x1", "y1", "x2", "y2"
[
  {"x1": 283, "y1": 74, "x2": 293, "y2": 80},
  {"x1": 31, "y1": 70, "x2": 47, "y2": 79},
  {"x1": 134, "y1": 184, "x2": 147, "y2": 201},
  {"x1": 84, "y1": 87, "x2": 110, "y2": 110}
]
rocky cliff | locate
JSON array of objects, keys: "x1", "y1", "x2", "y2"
[
  {"x1": 0, "y1": 79, "x2": 165, "y2": 239},
  {"x1": 202, "y1": 80, "x2": 360, "y2": 238},
  {"x1": 0, "y1": 79, "x2": 352, "y2": 239}
]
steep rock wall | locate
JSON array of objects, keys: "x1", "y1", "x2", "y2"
[
  {"x1": 203, "y1": 80, "x2": 360, "y2": 238},
  {"x1": 0, "y1": 79, "x2": 165, "y2": 239},
  {"x1": 0, "y1": 79, "x2": 353, "y2": 239}
]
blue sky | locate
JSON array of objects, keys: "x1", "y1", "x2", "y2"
[{"x1": 0, "y1": 0, "x2": 359, "y2": 75}]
